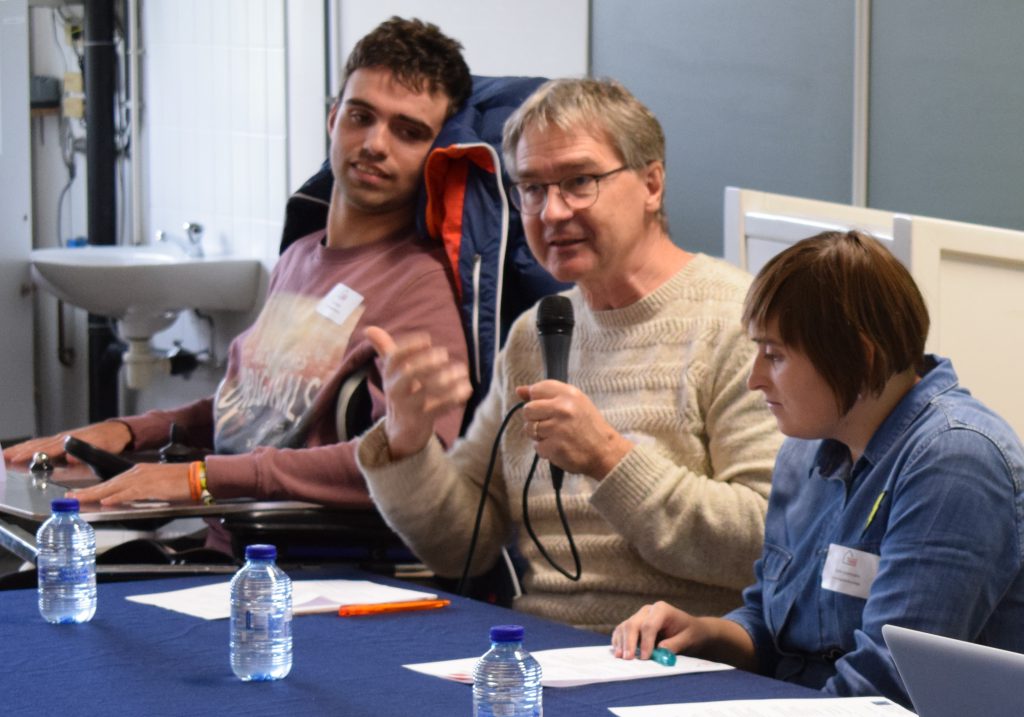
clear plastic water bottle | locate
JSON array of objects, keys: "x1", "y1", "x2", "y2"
[
  {"x1": 473, "y1": 624, "x2": 543, "y2": 717},
  {"x1": 36, "y1": 497, "x2": 97, "y2": 624},
  {"x1": 229, "y1": 544, "x2": 292, "y2": 681}
]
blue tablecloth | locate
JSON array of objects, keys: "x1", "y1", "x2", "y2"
[{"x1": 0, "y1": 568, "x2": 816, "y2": 716}]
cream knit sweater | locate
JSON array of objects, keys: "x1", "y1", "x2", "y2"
[{"x1": 358, "y1": 254, "x2": 782, "y2": 632}]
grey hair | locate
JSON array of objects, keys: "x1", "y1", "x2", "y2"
[{"x1": 502, "y1": 77, "x2": 667, "y2": 228}]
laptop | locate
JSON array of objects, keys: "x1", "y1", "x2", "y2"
[{"x1": 883, "y1": 623, "x2": 1024, "y2": 717}]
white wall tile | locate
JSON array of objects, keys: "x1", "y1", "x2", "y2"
[
  {"x1": 228, "y1": 0, "x2": 247, "y2": 47},
  {"x1": 193, "y1": 0, "x2": 213, "y2": 47},
  {"x1": 213, "y1": 129, "x2": 232, "y2": 222},
  {"x1": 225, "y1": 134, "x2": 243, "y2": 224},
  {"x1": 228, "y1": 46, "x2": 248, "y2": 133},
  {"x1": 210, "y1": 44, "x2": 231, "y2": 122},
  {"x1": 266, "y1": 47, "x2": 286, "y2": 135},
  {"x1": 132, "y1": 0, "x2": 301, "y2": 410},
  {"x1": 247, "y1": 47, "x2": 268, "y2": 135},
  {"x1": 211, "y1": 0, "x2": 231, "y2": 48},
  {"x1": 266, "y1": 0, "x2": 284, "y2": 50},
  {"x1": 250, "y1": 0, "x2": 267, "y2": 47},
  {"x1": 247, "y1": 134, "x2": 269, "y2": 222},
  {"x1": 195, "y1": 130, "x2": 217, "y2": 218}
]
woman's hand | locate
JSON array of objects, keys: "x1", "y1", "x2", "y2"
[
  {"x1": 612, "y1": 601, "x2": 759, "y2": 671},
  {"x1": 612, "y1": 601, "x2": 708, "y2": 660}
]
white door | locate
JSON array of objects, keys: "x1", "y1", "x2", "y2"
[{"x1": 0, "y1": 0, "x2": 36, "y2": 442}]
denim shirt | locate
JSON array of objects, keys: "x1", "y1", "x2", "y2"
[{"x1": 726, "y1": 355, "x2": 1024, "y2": 707}]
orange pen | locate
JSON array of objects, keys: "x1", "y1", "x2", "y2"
[{"x1": 338, "y1": 598, "x2": 451, "y2": 617}]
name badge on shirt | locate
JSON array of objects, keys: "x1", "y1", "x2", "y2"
[
  {"x1": 821, "y1": 543, "x2": 880, "y2": 600},
  {"x1": 316, "y1": 283, "x2": 364, "y2": 325}
]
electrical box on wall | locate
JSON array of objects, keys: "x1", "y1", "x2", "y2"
[{"x1": 30, "y1": 75, "x2": 61, "y2": 108}]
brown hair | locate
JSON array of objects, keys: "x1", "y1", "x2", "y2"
[
  {"x1": 340, "y1": 16, "x2": 471, "y2": 118},
  {"x1": 742, "y1": 230, "x2": 929, "y2": 414},
  {"x1": 501, "y1": 77, "x2": 668, "y2": 231}
]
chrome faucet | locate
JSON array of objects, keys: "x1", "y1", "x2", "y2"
[{"x1": 156, "y1": 221, "x2": 205, "y2": 258}]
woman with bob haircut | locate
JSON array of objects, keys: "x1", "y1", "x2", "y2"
[{"x1": 612, "y1": 230, "x2": 1024, "y2": 707}]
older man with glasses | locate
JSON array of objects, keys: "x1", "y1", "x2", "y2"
[{"x1": 358, "y1": 78, "x2": 782, "y2": 632}]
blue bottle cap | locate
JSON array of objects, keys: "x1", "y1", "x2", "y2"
[
  {"x1": 51, "y1": 498, "x2": 80, "y2": 513},
  {"x1": 245, "y1": 544, "x2": 277, "y2": 560},
  {"x1": 66, "y1": 237, "x2": 88, "y2": 248},
  {"x1": 489, "y1": 625, "x2": 525, "y2": 642}
]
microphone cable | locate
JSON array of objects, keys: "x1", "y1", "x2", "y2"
[
  {"x1": 457, "y1": 401, "x2": 582, "y2": 595},
  {"x1": 521, "y1": 452, "x2": 581, "y2": 581},
  {"x1": 457, "y1": 400, "x2": 525, "y2": 596}
]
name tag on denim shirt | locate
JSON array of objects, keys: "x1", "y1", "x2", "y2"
[
  {"x1": 317, "y1": 283, "x2": 364, "y2": 325},
  {"x1": 821, "y1": 543, "x2": 880, "y2": 599}
]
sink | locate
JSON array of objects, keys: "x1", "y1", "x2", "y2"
[
  {"x1": 31, "y1": 244, "x2": 264, "y2": 389},
  {"x1": 30, "y1": 245, "x2": 263, "y2": 338},
  {"x1": 30, "y1": 245, "x2": 262, "y2": 317}
]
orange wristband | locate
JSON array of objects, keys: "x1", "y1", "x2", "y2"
[{"x1": 188, "y1": 461, "x2": 206, "y2": 503}]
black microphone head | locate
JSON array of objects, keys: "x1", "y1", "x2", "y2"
[
  {"x1": 536, "y1": 295, "x2": 574, "y2": 335},
  {"x1": 535, "y1": 295, "x2": 574, "y2": 490}
]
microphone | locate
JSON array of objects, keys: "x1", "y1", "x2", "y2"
[{"x1": 536, "y1": 295, "x2": 574, "y2": 490}]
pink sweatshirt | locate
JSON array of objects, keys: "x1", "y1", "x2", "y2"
[{"x1": 121, "y1": 228, "x2": 467, "y2": 506}]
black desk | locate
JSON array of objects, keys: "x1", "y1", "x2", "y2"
[{"x1": 0, "y1": 568, "x2": 816, "y2": 716}]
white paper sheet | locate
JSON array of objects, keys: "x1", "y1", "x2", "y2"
[
  {"x1": 125, "y1": 579, "x2": 437, "y2": 620},
  {"x1": 608, "y1": 696, "x2": 915, "y2": 716},
  {"x1": 404, "y1": 644, "x2": 733, "y2": 688}
]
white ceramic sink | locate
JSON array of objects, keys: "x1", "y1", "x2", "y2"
[{"x1": 30, "y1": 245, "x2": 262, "y2": 338}]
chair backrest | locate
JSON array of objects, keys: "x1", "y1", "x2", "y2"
[
  {"x1": 902, "y1": 213, "x2": 1024, "y2": 439},
  {"x1": 723, "y1": 186, "x2": 910, "y2": 274},
  {"x1": 280, "y1": 162, "x2": 331, "y2": 256},
  {"x1": 335, "y1": 368, "x2": 371, "y2": 442},
  {"x1": 725, "y1": 186, "x2": 1024, "y2": 441}
]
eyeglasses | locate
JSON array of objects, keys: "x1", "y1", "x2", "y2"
[{"x1": 510, "y1": 166, "x2": 628, "y2": 215}]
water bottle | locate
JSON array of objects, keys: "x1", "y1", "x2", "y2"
[
  {"x1": 229, "y1": 544, "x2": 292, "y2": 681},
  {"x1": 473, "y1": 624, "x2": 543, "y2": 717},
  {"x1": 36, "y1": 497, "x2": 97, "y2": 624}
]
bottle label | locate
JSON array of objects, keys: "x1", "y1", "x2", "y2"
[
  {"x1": 241, "y1": 609, "x2": 292, "y2": 638},
  {"x1": 38, "y1": 562, "x2": 94, "y2": 584}
]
